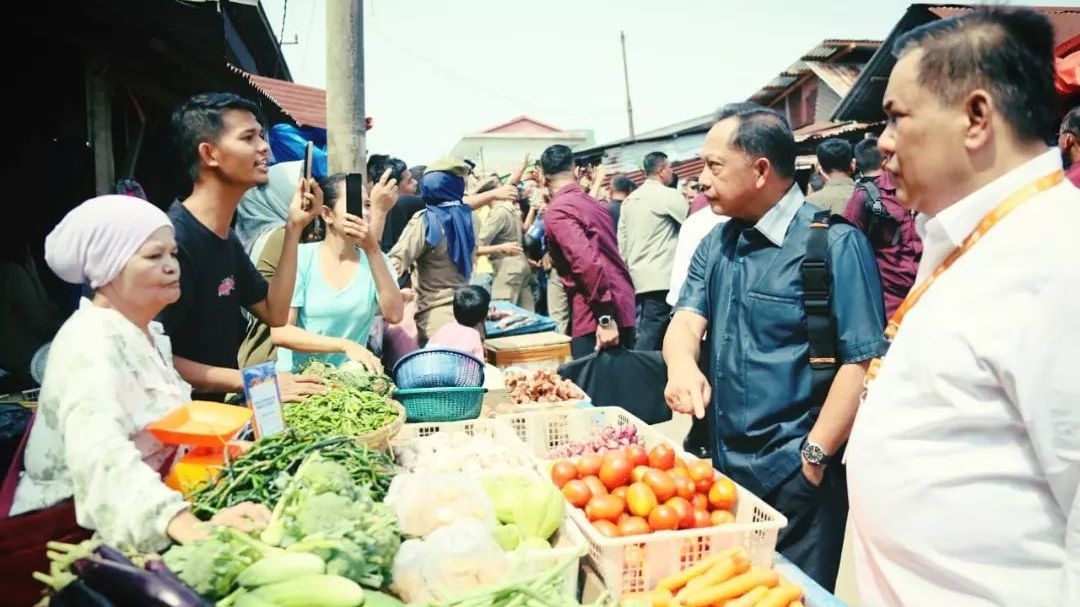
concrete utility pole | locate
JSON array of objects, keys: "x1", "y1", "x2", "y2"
[
  {"x1": 326, "y1": 0, "x2": 365, "y2": 176},
  {"x1": 620, "y1": 30, "x2": 635, "y2": 140}
]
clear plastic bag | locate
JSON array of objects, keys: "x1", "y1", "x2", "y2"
[
  {"x1": 384, "y1": 471, "x2": 496, "y2": 537},
  {"x1": 390, "y1": 519, "x2": 509, "y2": 603}
]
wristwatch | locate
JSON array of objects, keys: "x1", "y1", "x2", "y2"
[
  {"x1": 800, "y1": 438, "x2": 830, "y2": 466},
  {"x1": 597, "y1": 315, "x2": 614, "y2": 328}
]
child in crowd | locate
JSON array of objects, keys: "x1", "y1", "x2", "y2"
[{"x1": 426, "y1": 285, "x2": 489, "y2": 360}]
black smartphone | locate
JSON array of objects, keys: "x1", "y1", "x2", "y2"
[
  {"x1": 300, "y1": 141, "x2": 314, "y2": 210},
  {"x1": 346, "y1": 173, "x2": 365, "y2": 218}
]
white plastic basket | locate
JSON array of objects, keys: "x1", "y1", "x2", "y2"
[{"x1": 497, "y1": 407, "x2": 787, "y2": 598}]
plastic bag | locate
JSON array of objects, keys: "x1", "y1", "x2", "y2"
[
  {"x1": 390, "y1": 519, "x2": 509, "y2": 604},
  {"x1": 384, "y1": 472, "x2": 496, "y2": 537}
]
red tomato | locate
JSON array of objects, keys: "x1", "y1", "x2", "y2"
[
  {"x1": 643, "y1": 469, "x2": 677, "y2": 502},
  {"x1": 611, "y1": 486, "x2": 628, "y2": 501},
  {"x1": 708, "y1": 477, "x2": 738, "y2": 511},
  {"x1": 668, "y1": 467, "x2": 691, "y2": 481},
  {"x1": 617, "y1": 512, "x2": 631, "y2": 525},
  {"x1": 577, "y1": 453, "x2": 603, "y2": 478},
  {"x1": 711, "y1": 509, "x2": 735, "y2": 526},
  {"x1": 688, "y1": 460, "x2": 715, "y2": 485},
  {"x1": 693, "y1": 509, "x2": 713, "y2": 528},
  {"x1": 625, "y1": 445, "x2": 649, "y2": 467},
  {"x1": 648, "y1": 505, "x2": 680, "y2": 531},
  {"x1": 626, "y1": 482, "x2": 659, "y2": 517},
  {"x1": 695, "y1": 476, "x2": 715, "y2": 494},
  {"x1": 665, "y1": 497, "x2": 696, "y2": 529},
  {"x1": 618, "y1": 516, "x2": 652, "y2": 537},
  {"x1": 551, "y1": 461, "x2": 578, "y2": 488},
  {"x1": 648, "y1": 444, "x2": 676, "y2": 471},
  {"x1": 582, "y1": 475, "x2": 608, "y2": 499},
  {"x1": 673, "y1": 457, "x2": 689, "y2": 473},
  {"x1": 562, "y1": 480, "x2": 592, "y2": 508},
  {"x1": 599, "y1": 454, "x2": 634, "y2": 490},
  {"x1": 593, "y1": 519, "x2": 621, "y2": 538},
  {"x1": 691, "y1": 493, "x2": 710, "y2": 512},
  {"x1": 631, "y1": 465, "x2": 652, "y2": 483},
  {"x1": 586, "y1": 494, "x2": 626, "y2": 523},
  {"x1": 673, "y1": 476, "x2": 696, "y2": 501}
]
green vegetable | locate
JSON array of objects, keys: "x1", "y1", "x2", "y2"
[
  {"x1": 492, "y1": 524, "x2": 523, "y2": 551},
  {"x1": 301, "y1": 360, "x2": 393, "y2": 396},
  {"x1": 481, "y1": 475, "x2": 532, "y2": 525},
  {"x1": 238, "y1": 552, "x2": 325, "y2": 588},
  {"x1": 162, "y1": 527, "x2": 275, "y2": 600},
  {"x1": 424, "y1": 557, "x2": 604, "y2": 607},
  {"x1": 283, "y1": 383, "x2": 400, "y2": 438},
  {"x1": 517, "y1": 537, "x2": 551, "y2": 551},
  {"x1": 188, "y1": 432, "x2": 396, "y2": 519},
  {"x1": 234, "y1": 593, "x2": 278, "y2": 607},
  {"x1": 249, "y1": 574, "x2": 365, "y2": 607},
  {"x1": 513, "y1": 482, "x2": 564, "y2": 541},
  {"x1": 362, "y1": 590, "x2": 407, "y2": 607}
]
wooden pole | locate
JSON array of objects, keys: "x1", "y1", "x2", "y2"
[
  {"x1": 326, "y1": 0, "x2": 365, "y2": 176},
  {"x1": 620, "y1": 31, "x2": 635, "y2": 140}
]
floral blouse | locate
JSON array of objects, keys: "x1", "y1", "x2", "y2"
[{"x1": 11, "y1": 299, "x2": 193, "y2": 552}]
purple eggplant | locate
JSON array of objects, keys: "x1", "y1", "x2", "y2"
[
  {"x1": 71, "y1": 557, "x2": 211, "y2": 607},
  {"x1": 93, "y1": 544, "x2": 136, "y2": 568},
  {"x1": 50, "y1": 579, "x2": 117, "y2": 607},
  {"x1": 143, "y1": 558, "x2": 195, "y2": 593}
]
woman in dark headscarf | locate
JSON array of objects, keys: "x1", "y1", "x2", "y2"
[{"x1": 388, "y1": 159, "x2": 478, "y2": 344}]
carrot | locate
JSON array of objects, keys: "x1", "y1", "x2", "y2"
[
  {"x1": 675, "y1": 551, "x2": 751, "y2": 601},
  {"x1": 754, "y1": 584, "x2": 803, "y2": 607},
  {"x1": 619, "y1": 589, "x2": 673, "y2": 607},
  {"x1": 657, "y1": 547, "x2": 744, "y2": 591},
  {"x1": 790, "y1": 602, "x2": 806, "y2": 607},
  {"x1": 719, "y1": 585, "x2": 769, "y2": 607},
  {"x1": 681, "y1": 567, "x2": 779, "y2": 607}
]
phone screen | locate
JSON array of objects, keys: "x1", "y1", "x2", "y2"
[
  {"x1": 346, "y1": 173, "x2": 365, "y2": 218},
  {"x1": 303, "y1": 142, "x2": 314, "y2": 180}
]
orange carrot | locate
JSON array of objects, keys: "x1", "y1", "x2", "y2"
[
  {"x1": 657, "y1": 547, "x2": 744, "y2": 591},
  {"x1": 619, "y1": 589, "x2": 673, "y2": 607},
  {"x1": 754, "y1": 585, "x2": 803, "y2": 607},
  {"x1": 719, "y1": 585, "x2": 769, "y2": 607},
  {"x1": 789, "y1": 601, "x2": 806, "y2": 607},
  {"x1": 681, "y1": 567, "x2": 779, "y2": 607}
]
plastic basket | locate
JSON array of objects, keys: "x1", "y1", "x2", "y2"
[
  {"x1": 392, "y1": 418, "x2": 536, "y2": 473},
  {"x1": 393, "y1": 348, "x2": 485, "y2": 389},
  {"x1": 394, "y1": 387, "x2": 485, "y2": 423},
  {"x1": 497, "y1": 407, "x2": 787, "y2": 598}
]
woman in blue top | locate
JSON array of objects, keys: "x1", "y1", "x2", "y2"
[{"x1": 273, "y1": 172, "x2": 404, "y2": 373}]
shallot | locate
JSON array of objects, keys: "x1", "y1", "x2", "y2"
[{"x1": 547, "y1": 424, "x2": 644, "y2": 458}]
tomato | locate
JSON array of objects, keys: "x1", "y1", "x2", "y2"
[
  {"x1": 648, "y1": 505, "x2": 680, "y2": 531},
  {"x1": 710, "y1": 509, "x2": 735, "y2": 526},
  {"x1": 586, "y1": 494, "x2": 626, "y2": 523},
  {"x1": 599, "y1": 454, "x2": 634, "y2": 490},
  {"x1": 582, "y1": 475, "x2": 608, "y2": 499},
  {"x1": 551, "y1": 461, "x2": 578, "y2": 488},
  {"x1": 695, "y1": 476, "x2": 715, "y2": 494},
  {"x1": 691, "y1": 493, "x2": 710, "y2": 512},
  {"x1": 577, "y1": 453, "x2": 603, "y2": 478},
  {"x1": 617, "y1": 512, "x2": 631, "y2": 525},
  {"x1": 626, "y1": 482, "x2": 659, "y2": 517},
  {"x1": 618, "y1": 515, "x2": 652, "y2": 537},
  {"x1": 688, "y1": 460, "x2": 715, "y2": 484},
  {"x1": 673, "y1": 476, "x2": 696, "y2": 501},
  {"x1": 643, "y1": 469, "x2": 677, "y2": 502},
  {"x1": 708, "y1": 477, "x2": 738, "y2": 511},
  {"x1": 631, "y1": 465, "x2": 652, "y2": 483},
  {"x1": 673, "y1": 457, "x2": 689, "y2": 473},
  {"x1": 625, "y1": 445, "x2": 649, "y2": 467},
  {"x1": 693, "y1": 509, "x2": 713, "y2": 528},
  {"x1": 665, "y1": 497, "x2": 696, "y2": 529},
  {"x1": 648, "y1": 444, "x2": 676, "y2": 471},
  {"x1": 562, "y1": 480, "x2": 592, "y2": 508},
  {"x1": 611, "y1": 486, "x2": 629, "y2": 501},
  {"x1": 593, "y1": 519, "x2": 621, "y2": 538},
  {"x1": 668, "y1": 467, "x2": 690, "y2": 481}
]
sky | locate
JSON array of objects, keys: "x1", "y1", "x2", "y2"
[{"x1": 260, "y1": 0, "x2": 1077, "y2": 166}]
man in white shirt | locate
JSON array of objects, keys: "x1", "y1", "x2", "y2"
[
  {"x1": 618, "y1": 152, "x2": 688, "y2": 350},
  {"x1": 666, "y1": 207, "x2": 727, "y2": 308},
  {"x1": 845, "y1": 8, "x2": 1080, "y2": 606}
]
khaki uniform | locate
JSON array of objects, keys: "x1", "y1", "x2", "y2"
[
  {"x1": 237, "y1": 227, "x2": 285, "y2": 369},
  {"x1": 480, "y1": 201, "x2": 534, "y2": 310}
]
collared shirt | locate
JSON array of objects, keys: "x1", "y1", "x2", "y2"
[
  {"x1": 677, "y1": 184, "x2": 886, "y2": 497},
  {"x1": 846, "y1": 149, "x2": 1080, "y2": 606},
  {"x1": 667, "y1": 207, "x2": 728, "y2": 307},
  {"x1": 545, "y1": 183, "x2": 636, "y2": 337},
  {"x1": 808, "y1": 175, "x2": 857, "y2": 215},
  {"x1": 1066, "y1": 161, "x2": 1080, "y2": 188},
  {"x1": 479, "y1": 201, "x2": 530, "y2": 281},
  {"x1": 618, "y1": 179, "x2": 688, "y2": 294},
  {"x1": 842, "y1": 172, "x2": 922, "y2": 318},
  {"x1": 389, "y1": 208, "x2": 480, "y2": 318}
]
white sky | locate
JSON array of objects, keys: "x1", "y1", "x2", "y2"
[{"x1": 260, "y1": 0, "x2": 1077, "y2": 166}]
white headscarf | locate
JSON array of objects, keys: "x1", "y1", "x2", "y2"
[
  {"x1": 45, "y1": 195, "x2": 172, "y2": 288},
  {"x1": 236, "y1": 160, "x2": 302, "y2": 256}
]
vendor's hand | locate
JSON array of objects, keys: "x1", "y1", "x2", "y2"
[
  {"x1": 801, "y1": 458, "x2": 825, "y2": 488},
  {"x1": 498, "y1": 242, "x2": 524, "y2": 256},
  {"x1": 370, "y1": 168, "x2": 399, "y2": 214},
  {"x1": 494, "y1": 185, "x2": 518, "y2": 201},
  {"x1": 277, "y1": 372, "x2": 326, "y2": 402},
  {"x1": 341, "y1": 340, "x2": 383, "y2": 374},
  {"x1": 211, "y1": 502, "x2": 272, "y2": 533},
  {"x1": 595, "y1": 323, "x2": 620, "y2": 351},
  {"x1": 226, "y1": 440, "x2": 255, "y2": 460},
  {"x1": 664, "y1": 362, "x2": 711, "y2": 420},
  {"x1": 343, "y1": 214, "x2": 378, "y2": 252},
  {"x1": 287, "y1": 178, "x2": 324, "y2": 230}
]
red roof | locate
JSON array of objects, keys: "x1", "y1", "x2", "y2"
[
  {"x1": 480, "y1": 115, "x2": 563, "y2": 134},
  {"x1": 231, "y1": 64, "x2": 327, "y2": 128}
]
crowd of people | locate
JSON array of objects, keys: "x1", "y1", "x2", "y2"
[{"x1": 2, "y1": 5, "x2": 1080, "y2": 606}]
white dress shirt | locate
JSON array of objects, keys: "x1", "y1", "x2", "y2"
[
  {"x1": 667, "y1": 206, "x2": 728, "y2": 306},
  {"x1": 846, "y1": 149, "x2": 1080, "y2": 606}
]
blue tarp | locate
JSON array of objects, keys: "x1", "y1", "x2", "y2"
[
  {"x1": 484, "y1": 300, "x2": 557, "y2": 338},
  {"x1": 268, "y1": 123, "x2": 328, "y2": 179}
]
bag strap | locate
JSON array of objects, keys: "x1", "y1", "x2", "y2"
[
  {"x1": 0, "y1": 409, "x2": 36, "y2": 519},
  {"x1": 858, "y1": 180, "x2": 901, "y2": 247},
  {"x1": 801, "y1": 210, "x2": 838, "y2": 407}
]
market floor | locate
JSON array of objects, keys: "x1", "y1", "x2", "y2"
[{"x1": 653, "y1": 413, "x2": 861, "y2": 606}]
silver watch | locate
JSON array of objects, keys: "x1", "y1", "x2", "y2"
[
  {"x1": 597, "y1": 315, "x2": 614, "y2": 328},
  {"x1": 800, "y1": 439, "x2": 829, "y2": 466}
]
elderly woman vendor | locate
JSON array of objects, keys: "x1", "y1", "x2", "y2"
[{"x1": 1, "y1": 196, "x2": 268, "y2": 601}]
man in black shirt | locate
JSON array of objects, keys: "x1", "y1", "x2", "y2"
[{"x1": 159, "y1": 93, "x2": 324, "y2": 401}]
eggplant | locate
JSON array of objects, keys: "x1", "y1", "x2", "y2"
[
  {"x1": 93, "y1": 544, "x2": 136, "y2": 568},
  {"x1": 143, "y1": 558, "x2": 198, "y2": 595},
  {"x1": 71, "y1": 557, "x2": 211, "y2": 607},
  {"x1": 49, "y1": 579, "x2": 118, "y2": 607}
]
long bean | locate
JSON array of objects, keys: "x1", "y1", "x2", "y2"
[{"x1": 283, "y1": 384, "x2": 399, "y2": 438}]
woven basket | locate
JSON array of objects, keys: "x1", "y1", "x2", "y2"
[{"x1": 353, "y1": 399, "x2": 406, "y2": 450}]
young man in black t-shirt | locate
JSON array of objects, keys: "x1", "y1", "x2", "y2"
[{"x1": 159, "y1": 93, "x2": 325, "y2": 401}]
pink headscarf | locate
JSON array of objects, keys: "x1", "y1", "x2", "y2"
[{"x1": 45, "y1": 195, "x2": 172, "y2": 288}]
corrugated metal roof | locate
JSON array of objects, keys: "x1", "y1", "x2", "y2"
[
  {"x1": 804, "y1": 62, "x2": 864, "y2": 98},
  {"x1": 928, "y1": 5, "x2": 1080, "y2": 44},
  {"x1": 793, "y1": 120, "x2": 880, "y2": 142},
  {"x1": 230, "y1": 64, "x2": 327, "y2": 128}
]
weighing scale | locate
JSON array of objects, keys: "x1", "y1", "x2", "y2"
[{"x1": 147, "y1": 401, "x2": 253, "y2": 496}]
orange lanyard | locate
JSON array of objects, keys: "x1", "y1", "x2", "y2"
[{"x1": 867, "y1": 169, "x2": 1064, "y2": 381}]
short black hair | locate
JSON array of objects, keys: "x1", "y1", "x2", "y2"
[
  {"x1": 410, "y1": 165, "x2": 427, "y2": 179},
  {"x1": 540, "y1": 145, "x2": 574, "y2": 177},
  {"x1": 714, "y1": 102, "x2": 796, "y2": 179},
  {"x1": 367, "y1": 155, "x2": 407, "y2": 184},
  {"x1": 611, "y1": 174, "x2": 636, "y2": 195},
  {"x1": 172, "y1": 92, "x2": 263, "y2": 182},
  {"x1": 453, "y1": 285, "x2": 491, "y2": 327},
  {"x1": 854, "y1": 138, "x2": 883, "y2": 174},
  {"x1": 643, "y1": 151, "x2": 669, "y2": 176},
  {"x1": 322, "y1": 172, "x2": 348, "y2": 208},
  {"x1": 894, "y1": 7, "x2": 1057, "y2": 143},
  {"x1": 815, "y1": 138, "x2": 854, "y2": 175},
  {"x1": 1062, "y1": 106, "x2": 1080, "y2": 136}
]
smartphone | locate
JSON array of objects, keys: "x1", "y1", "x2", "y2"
[
  {"x1": 346, "y1": 173, "x2": 365, "y2": 218},
  {"x1": 300, "y1": 141, "x2": 314, "y2": 210}
]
